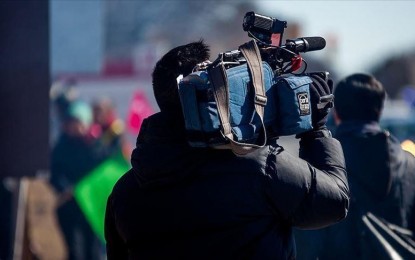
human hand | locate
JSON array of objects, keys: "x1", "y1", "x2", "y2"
[{"x1": 307, "y1": 72, "x2": 334, "y2": 130}]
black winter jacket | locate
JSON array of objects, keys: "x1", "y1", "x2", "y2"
[
  {"x1": 105, "y1": 112, "x2": 349, "y2": 259},
  {"x1": 295, "y1": 121, "x2": 415, "y2": 260}
]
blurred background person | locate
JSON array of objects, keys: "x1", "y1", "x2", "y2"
[
  {"x1": 50, "y1": 79, "x2": 79, "y2": 122},
  {"x1": 295, "y1": 73, "x2": 415, "y2": 259},
  {"x1": 50, "y1": 99, "x2": 104, "y2": 260},
  {"x1": 90, "y1": 97, "x2": 131, "y2": 160}
]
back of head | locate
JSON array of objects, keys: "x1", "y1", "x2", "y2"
[
  {"x1": 334, "y1": 73, "x2": 386, "y2": 122},
  {"x1": 152, "y1": 40, "x2": 210, "y2": 114}
]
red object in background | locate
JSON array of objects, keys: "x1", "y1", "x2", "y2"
[
  {"x1": 103, "y1": 57, "x2": 134, "y2": 76},
  {"x1": 127, "y1": 91, "x2": 154, "y2": 135}
]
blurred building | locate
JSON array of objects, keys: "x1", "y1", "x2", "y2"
[
  {"x1": 372, "y1": 51, "x2": 415, "y2": 99},
  {"x1": 51, "y1": 1, "x2": 259, "y2": 79},
  {"x1": 51, "y1": 1, "x2": 104, "y2": 76}
]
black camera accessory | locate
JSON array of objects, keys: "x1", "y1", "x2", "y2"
[
  {"x1": 243, "y1": 11, "x2": 287, "y2": 45},
  {"x1": 284, "y1": 37, "x2": 326, "y2": 53}
]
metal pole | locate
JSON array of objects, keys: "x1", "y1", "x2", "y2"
[{"x1": 12, "y1": 178, "x2": 29, "y2": 260}]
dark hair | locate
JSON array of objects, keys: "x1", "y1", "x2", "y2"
[
  {"x1": 152, "y1": 40, "x2": 210, "y2": 113},
  {"x1": 334, "y1": 73, "x2": 386, "y2": 122}
]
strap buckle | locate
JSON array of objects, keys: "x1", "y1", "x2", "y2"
[{"x1": 255, "y1": 94, "x2": 267, "y2": 106}]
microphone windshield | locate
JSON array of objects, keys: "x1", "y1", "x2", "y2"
[
  {"x1": 284, "y1": 37, "x2": 326, "y2": 53},
  {"x1": 304, "y1": 37, "x2": 326, "y2": 52}
]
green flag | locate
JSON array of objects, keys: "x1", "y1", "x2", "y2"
[{"x1": 74, "y1": 151, "x2": 130, "y2": 242}]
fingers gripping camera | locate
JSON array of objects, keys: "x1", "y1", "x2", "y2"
[{"x1": 307, "y1": 72, "x2": 334, "y2": 130}]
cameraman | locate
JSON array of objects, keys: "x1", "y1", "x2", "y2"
[{"x1": 105, "y1": 41, "x2": 349, "y2": 259}]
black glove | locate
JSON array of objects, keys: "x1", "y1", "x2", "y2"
[
  {"x1": 307, "y1": 72, "x2": 334, "y2": 130},
  {"x1": 296, "y1": 72, "x2": 334, "y2": 140}
]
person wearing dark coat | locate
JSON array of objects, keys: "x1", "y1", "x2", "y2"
[
  {"x1": 105, "y1": 41, "x2": 350, "y2": 259},
  {"x1": 295, "y1": 73, "x2": 415, "y2": 260},
  {"x1": 50, "y1": 101, "x2": 104, "y2": 260}
]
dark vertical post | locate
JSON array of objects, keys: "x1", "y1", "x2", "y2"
[
  {"x1": 0, "y1": 0, "x2": 50, "y2": 178},
  {"x1": 0, "y1": 1, "x2": 50, "y2": 259}
]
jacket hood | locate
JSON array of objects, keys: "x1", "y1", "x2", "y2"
[{"x1": 131, "y1": 112, "x2": 210, "y2": 188}]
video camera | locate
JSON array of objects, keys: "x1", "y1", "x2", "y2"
[
  {"x1": 222, "y1": 11, "x2": 326, "y2": 75},
  {"x1": 178, "y1": 11, "x2": 332, "y2": 154}
]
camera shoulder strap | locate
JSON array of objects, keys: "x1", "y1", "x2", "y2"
[
  {"x1": 239, "y1": 40, "x2": 268, "y2": 129},
  {"x1": 208, "y1": 40, "x2": 268, "y2": 155}
]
